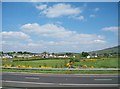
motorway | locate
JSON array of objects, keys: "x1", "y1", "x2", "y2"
[{"x1": 1, "y1": 72, "x2": 119, "y2": 88}]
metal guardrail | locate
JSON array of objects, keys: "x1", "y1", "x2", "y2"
[{"x1": 2, "y1": 67, "x2": 120, "y2": 71}]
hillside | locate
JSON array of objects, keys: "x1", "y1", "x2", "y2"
[{"x1": 89, "y1": 45, "x2": 119, "y2": 55}]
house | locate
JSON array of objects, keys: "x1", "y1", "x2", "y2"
[
  {"x1": 87, "y1": 55, "x2": 98, "y2": 58},
  {"x1": 2, "y1": 54, "x2": 13, "y2": 59},
  {"x1": 87, "y1": 55, "x2": 91, "y2": 59},
  {"x1": 57, "y1": 54, "x2": 68, "y2": 58},
  {"x1": 41, "y1": 53, "x2": 69, "y2": 58}
]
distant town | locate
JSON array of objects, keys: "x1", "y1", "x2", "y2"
[{"x1": 0, "y1": 50, "x2": 118, "y2": 59}]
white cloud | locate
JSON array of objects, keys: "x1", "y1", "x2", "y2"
[
  {"x1": 74, "y1": 15, "x2": 85, "y2": 21},
  {"x1": 35, "y1": 3, "x2": 86, "y2": 22},
  {"x1": 94, "y1": 8, "x2": 100, "y2": 12},
  {"x1": 102, "y1": 26, "x2": 118, "y2": 33},
  {"x1": 36, "y1": 4, "x2": 47, "y2": 10},
  {"x1": 66, "y1": 34, "x2": 106, "y2": 45},
  {"x1": 21, "y1": 23, "x2": 106, "y2": 45},
  {"x1": 2, "y1": 40, "x2": 46, "y2": 52},
  {"x1": 2, "y1": 23, "x2": 108, "y2": 52},
  {"x1": 1, "y1": 31, "x2": 31, "y2": 41},
  {"x1": 1, "y1": 31, "x2": 32, "y2": 52},
  {"x1": 21, "y1": 23, "x2": 75, "y2": 39},
  {"x1": 93, "y1": 40, "x2": 106, "y2": 44},
  {"x1": 78, "y1": 16, "x2": 84, "y2": 20},
  {"x1": 36, "y1": 3, "x2": 82, "y2": 18}
]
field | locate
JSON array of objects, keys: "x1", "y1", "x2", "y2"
[
  {"x1": 75, "y1": 58, "x2": 118, "y2": 68},
  {"x1": 2, "y1": 57, "x2": 118, "y2": 68}
]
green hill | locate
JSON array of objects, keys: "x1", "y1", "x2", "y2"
[{"x1": 89, "y1": 45, "x2": 119, "y2": 55}]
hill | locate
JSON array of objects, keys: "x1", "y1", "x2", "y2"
[{"x1": 89, "y1": 45, "x2": 119, "y2": 55}]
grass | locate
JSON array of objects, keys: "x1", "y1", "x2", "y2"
[
  {"x1": 2, "y1": 57, "x2": 118, "y2": 68},
  {"x1": 2, "y1": 57, "x2": 119, "y2": 74},
  {"x1": 3, "y1": 58, "x2": 70, "y2": 68},
  {"x1": 2, "y1": 68, "x2": 119, "y2": 74},
  {"x1": 75, "y1": 58, "x2": 118, "y2": 68}
]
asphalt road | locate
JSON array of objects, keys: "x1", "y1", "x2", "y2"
[{"x1": 1, "y1": 72, "x2": 119, "y2": 88}]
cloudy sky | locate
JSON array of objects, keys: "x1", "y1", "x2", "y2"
[{"x1": 2, "y1": 2, "x2": 118, "y2": 53}]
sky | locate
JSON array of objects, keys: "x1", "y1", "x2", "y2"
[{"x1": 1, "y1": 2, "x2": 118, "y2": 53}]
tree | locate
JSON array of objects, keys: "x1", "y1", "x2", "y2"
[
  {"x1": 52, "y1": 53, "x2": 55, "y2": 55},
  {"x1": 66, "y1": 53, "x2": 73, "y2": 56},
  {"x1": 42, "y1": 51, "x2": 49, "y2": 56},
  {"x1": 13, "y1": 52, "x2": 16, "y2": 54},
  {"x1": 103, "y1": 53, "x2": 109, "y2": 57},
  {"x1": 23, "y1": 51, "x2": 31, "y2": 54},
  {"x1": 0, "y1": 51, "x2": 3, "y2": 54},
  {"x1": 81, "y1": 52, "x2": 89, "y2": 57},
  {"x1": 17, "y1": 51, "x2": 23, "y2": 54}
]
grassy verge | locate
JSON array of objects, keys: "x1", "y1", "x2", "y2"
[{"x1": 2, "y1": 68, "x2": 119, "y2": 74}]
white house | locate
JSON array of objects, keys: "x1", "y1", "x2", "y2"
[
  {"x1": 2, "y1": 55, "x2": 13, "y2": 58},
  {"x1": 87, "y1": 55, "x2": 91, "y2": 59},
  {"x1": 87, "y1": 55, "x2": 98, "y2": 58}
]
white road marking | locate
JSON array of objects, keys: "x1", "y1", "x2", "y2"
[
  {"x1": 94, "y1": 79, "x2": 113, "y2": 81},
  {"x1": 2, "y1": 80, "x2": 118, "y2": 87},
  {"x1": 3, "y1": 80, "x2": 54, "y2": 85},
  {"x1": 59, "y1": 83, "x2": 118, "y2": 87},
  {"x1": 25, "y1": 77, "x2": 39, "y2": 80}
]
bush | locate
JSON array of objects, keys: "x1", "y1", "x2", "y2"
[
  {"x1": 55, "y1": 65, "x2": 58, "y2": 68},
  {"x1": 82, "y1": 65, "x2": 87, "y2": 68},
  {"x1": 74, "y1": 59, "x2": 80, "y2": 62}
]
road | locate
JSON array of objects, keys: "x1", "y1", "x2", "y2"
[{"x1": 1, "y1": 72, "x2": 119, "y2": 88}]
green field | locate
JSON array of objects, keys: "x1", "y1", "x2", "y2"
[
  {"x1": 10, "y1": 59, "x2": 69, "y2": 68},
  {"x1": 2, "y1": 57, "x2": 118, "y2": 68},
  {"x1": 75, "y1": 58, "x2": 118, "y2": 68}
]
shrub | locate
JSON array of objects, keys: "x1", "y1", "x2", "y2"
[
  {"x1": 55, "y1": 64, "x2": 58, "y2": 68},
  {"x1": 90, "y1": 66, "x2": 94, "y2": 68},
  {"x1": 74, "y1": 59, "x2": 80, "y2": 62},
  {"x1": 82, "y1": 65, "x2": 87, "y2": 68}
]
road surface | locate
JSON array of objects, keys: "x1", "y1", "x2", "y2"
[{"x1": 1, "y1": 72, "x2": 119, "y2": 88}]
